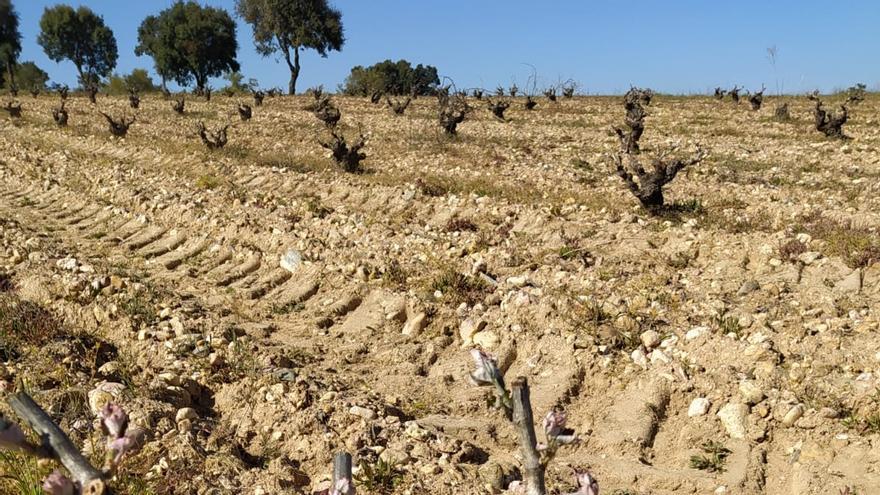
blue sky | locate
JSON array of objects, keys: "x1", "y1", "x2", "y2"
[{"x1": 11, "y1": 0, "x2": 880, "y2": 94}]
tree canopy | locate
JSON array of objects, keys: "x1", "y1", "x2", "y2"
[
  {"x1": 136, "y1": 2, "x2": 239, "y2": 91},
  {"x1": 236, "y1": 0, "x2": 344, "y2": 94},
  {"x1": 342, "y1": 60, "x2": 440, "y2": 97},
  {"x1": 14, "y1": 61, "x2": 49, "y2": 91},
  {"x1": 37, "y1": 4, "x2": 118, "y2": 88},
  {"x1": 0, "y1": 0, "x2": 22, "y2": 89}
]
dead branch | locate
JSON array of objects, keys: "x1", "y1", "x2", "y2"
[
  {"x1": 58, "y1": 85, "x2": 69, "y2": 101},
  {"x1": 714, "y1": 87, "x2": 726, "y2": 100},
  {"x1": 509, "y1": 84, "x2": 519, "y2": 97},
  {"x1": 370, "y1": 90, "x2": 383, "y2": 104},
  {"x1": 472, "y1": 89, "x2": 484, "y2": 100},
  {"x1": 524, "y1": 96, "x2": 537, "y2": 110},
  {"x1": 544, "y1": 87, "x2": 557, "y2": 102},
  {"x1": 253, "y1": 90, "x2": 265, "y2": 106},
  {"x1": 30, "y1": 87, "x2": 40, "y2": 98},
  {"x1": 197, "y1": 121, "x2": 229, "y2": 150}
]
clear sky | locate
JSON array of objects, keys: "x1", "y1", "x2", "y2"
[{"x1": 10, "y1": 0, "x2": 880, "y2": 95}]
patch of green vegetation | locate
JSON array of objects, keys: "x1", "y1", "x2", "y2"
[
  {"x1": 120, "y1": 288, "x2": 158, "y2": 330},
  {"x1": 195, "y1": 174, "x2": 222, "y2": 190},
  {"x1": 689, "y1": 440, "x2": 731, "y2": 473},
  {"x1": 426, "y1": 268, "x2": 491, "y2": 306},
  {"x1": 794, "y1": 212, "x2": 880, "y2": 268},
  {"x1": 713, "y1": 313, "x2": 742, "y2": 337},
  {"x1": 0, "y1": 451, "x2": 48, "y2": 495},
  {"x1": 270, "y1": 301, "x2": 305, "y2": 315},
  {"x1": 356, "y1": 459, "x2": 403, "y2": 493},
  {"x1": 380, "y1": 260, "x2": 409, "y2": 289}
]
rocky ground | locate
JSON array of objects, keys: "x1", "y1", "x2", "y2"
[{"x1": 0, "y1": 91, "x2": 879, "y2": 494}]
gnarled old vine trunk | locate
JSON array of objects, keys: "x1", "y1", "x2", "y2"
[
  {"x1": 611, "y1": 87, "x2": 706, "y2": 211},
  {"x1": 809, "y1": 93, "x2": 850, "y2": 139},
  {"x1": 613, "y1": 87, "x2": 652, "y2": 155}
]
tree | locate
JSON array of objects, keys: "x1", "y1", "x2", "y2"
[
  {"x1": 104, "y1": 69, "x2": 156, "y2": 95},
  {"x1": 124, "y1": 68, "x2": 157, "y2": 93},
  {"x1": 37, "y1": 5, "x2": 118, "y2": 88},
  {"x1": 136, "y1": 2, "x2": 239, "y2": 92},
  {"x1": 342, "y1": 59, "x2": 439, "y2": 97},
  {"x1": 341, "y1": 60, "x2": 434, "y2": 96},
  {"x1": 236, "y1": 0, "x2": 344, "y2": 95},
  {"x1": 135, "y1": 14, "x2": 171, "y2": 90},
  {"x1": 14, "y1": 62, "x2": 49, "y2": 91},
  {"x1": 0, "y1": 0, "x2": 22, "y2": 90}
]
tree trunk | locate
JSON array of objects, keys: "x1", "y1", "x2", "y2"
[
  {"x1": 283, "y1": 43, "x2": 301, "y2": 95},
  {"x1": 6, "y1": 62, "x2": 15, "y2": 91}
]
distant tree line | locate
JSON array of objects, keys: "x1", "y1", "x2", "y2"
[{"x1": 0, "y1": 0, "x2": 349, "y2": 95}]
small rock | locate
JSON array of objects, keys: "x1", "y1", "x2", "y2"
[
  {"x1": 402, "y1": 312, "x2": 427, "y2": 336},
  {"x1": 782, "y1": 404, "x2": 804, "y2": 426},
  {"x1": 688, "y1": 398, "x2": 711, "y2": 417},
  {"x1": 717, "y1": 403, "x2": 749, "y2": 439},
  {"x1": 640, "y1": 330, "x2": 661, "y2": 349},
  {"x1": 405, "y1": 421, "x2": 430, "y2": 440},
  {"x1": 459, "y1": 318, "x2": 486, "y2": 346},
  {"x1": 739, "y1": 380, "x2": 765, "y2": 405},
  {"x1": 819, "y1": 407, "x2": 839, "y2": 419},
  {"x1": 506, "y1": 276, "x2": 528, "y2": 287},
  {"x1": 685, "y1": 326, "x2": 708, "y2": 341},
  {"x1": 175, "y1": 407, "x2": 198, "y2": 423},
  {"x1": 473, "y1": 331, "x2": 500, "y2": 349},
  {"x1": 280, "y1": 249, "x2": 302, "y2": 273},
  {"x1": 631, "y1": 348, "x2": 648, "y2": 369},
  {"x1": 835, "y1": 269, "x2": 862, "y2": 294},
  {"x1": 649, "y1": 349, "x2": 670, "y2": 365},
  {"x1": 798, "y1": 251, "x2": 822, "y2": 265},
  {"x1": 87, "y1": 382, "x2": 126, "y2": 414},
  {"x1": 349, "y1": 406, "x2": 376, "y2": 420},
  {"x1": 379, "y1": 448, "x2": 410, "y2": 466},
  {"x1": 737, "y1": 280, "x2": 759, "y2": 296}
]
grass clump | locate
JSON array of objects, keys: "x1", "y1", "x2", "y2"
[
  {"x1": 689, "y1": 440, "x2": 731, "y2": 473},
  {"x1": 0, "y1": 295, "x2": 65, "y2": 359},
  {"x1": 426, "y1": 268, "x2": 490, "y2": 306},
  {"x1": 356, "y1": 459, "x2": 403, "y2": 493}
]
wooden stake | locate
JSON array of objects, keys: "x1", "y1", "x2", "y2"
[{"x1": 511, "y1": 377, "x2": 545, "y2": 495}]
